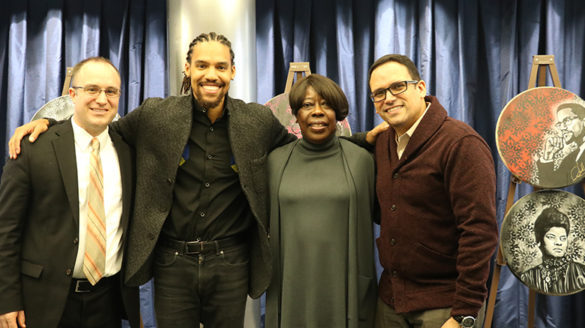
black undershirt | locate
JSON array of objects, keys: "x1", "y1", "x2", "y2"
[{"x1": 161, "y1": 96, "x2": 251, "y2": 241}]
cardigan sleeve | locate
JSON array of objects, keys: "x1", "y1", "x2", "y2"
[{"x1": 443, "y1": 134, "x2": 498, "y2": 317}]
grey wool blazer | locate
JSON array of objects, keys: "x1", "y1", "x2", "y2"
[{"x1": 113, "y1": 94, "x2": 296, "y2": 298}]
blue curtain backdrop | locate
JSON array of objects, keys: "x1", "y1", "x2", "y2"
[
  {"x1": 0, "y1": 1, "x2": 167, "y2": 327},
  {"x1": 256, "y1": 0, "x2": 585, "y2": 327},
  {"x1": 2, "y1": 0, "x2": 585, "y2": 327}
]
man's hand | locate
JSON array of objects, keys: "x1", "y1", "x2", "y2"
[
  {"x1": 0, "y1": 310, "x2": 26, "y2": 328},
  {"x1": 8, "y1": 119, "x2": 49, "y2": 159},
  {"x1": 365, "y1": 121, "x2": 390, "y2": 145},
  {"x1": 441, "y1": 317, "x2": 460, "y2": 328},
  {"x1": 542, "y1": 134, "x2": 565, "y2": 161}
]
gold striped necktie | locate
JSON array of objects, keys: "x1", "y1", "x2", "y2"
[{"x1": 83, "y1": 137, "x2": 106, "y2": 285}]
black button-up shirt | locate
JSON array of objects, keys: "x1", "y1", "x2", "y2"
[{"x1": 162, "y1": 96, "x2": 252, "y2": 241}]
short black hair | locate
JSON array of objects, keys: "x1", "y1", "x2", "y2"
[
  {"x1": 367, "y1": 54, "x2": 421, "y2": 85},
  {"x1": 288, "y1": 74, "x2": 349, "y2": 121}
]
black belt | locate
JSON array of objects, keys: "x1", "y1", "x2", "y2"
[
  {"x1": 71, "y1": 273, "x2": 118, "y2": 293},
  {"x1": 159, "y1": 235, "x2": 247, "y2": 255}
]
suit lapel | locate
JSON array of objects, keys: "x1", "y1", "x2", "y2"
[{"x1": 52, "y1": 121, "x2": 80, "y2": 227}]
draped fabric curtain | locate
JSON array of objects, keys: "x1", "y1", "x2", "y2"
[
  {"x1": 0, "y1": 0, "x2": 167, "y2": 173},
  {"x1": 0, "y1": 1, "x2": 167, "y2": 327},
  {"x1": 256, "y1": 0, "x2": 585, "y2": 327}
]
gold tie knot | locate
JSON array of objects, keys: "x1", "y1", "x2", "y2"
[{"x1": 90, "y1": 137, "x2": 100, "y2": 152}]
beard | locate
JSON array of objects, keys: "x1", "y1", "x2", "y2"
[{"x1": 194, "y1": 85, "x2": 227, "y2": 110}]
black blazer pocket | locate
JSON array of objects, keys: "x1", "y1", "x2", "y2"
[{"x1": 21, "y1": 260, "x2": 44, "y2": 279}]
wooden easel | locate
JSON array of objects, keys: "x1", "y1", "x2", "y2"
[
  {"x1": 484, "y1": 55, "x2": 563, "y2": 328},
  {"x1": 283, "y1": 62, "x2": 311, "y2": 93},
  {"x1": 61, "y1": 67, "x2": 73, "y2": 96}
]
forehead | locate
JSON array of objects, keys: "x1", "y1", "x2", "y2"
[
  {"x1": 546, "y1": 226, "x2": 567, "y2": 236},
  {"x1": 75, "y1": 62, "x2": 121, "y2": 87},
  {"x1": 304, "y1": 86, "x2": 320, "y2": 98},
  {"x1": 557, "y1": 107, "x2": 577, "y2": 118},
  {"x1": 370, "y1": 61, "x2": 412, "y2": 89},
  {"x1": 191, "y1": 41, "x2": 231, "y2": 64}
]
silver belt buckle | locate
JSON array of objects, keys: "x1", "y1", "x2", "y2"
[{"x1": 74, "y1": 279, "x2": 91, "y2": 293}]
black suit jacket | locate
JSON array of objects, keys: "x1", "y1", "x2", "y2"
[{"x1": 0, "y1": 121, "x2": 140, "y2": 328}]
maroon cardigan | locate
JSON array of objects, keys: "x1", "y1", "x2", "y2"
[{"x1": 375, "y1": 96, "x2": 498, "y2": 317}]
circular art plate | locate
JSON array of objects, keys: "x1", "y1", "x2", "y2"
[
  {"x1": 500, "y1": 189, "x2": 585, "y2": 295},
  {"x1": 265, "y1": 93, "x2": 352, "y2": 138},
  {"x1": 496, "y1": 87, "x2": 585, "y2": 188},
  {"x1": 31, "y1": 95, "x2": 120, "y2": 122}
]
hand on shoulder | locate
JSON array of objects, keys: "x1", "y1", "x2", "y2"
[{"x1": 8, "y1": 119, "x2": 50, "y2": 159}]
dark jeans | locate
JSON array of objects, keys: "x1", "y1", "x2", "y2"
[{"x1": 153, "y1": 241, "x2": 249, "y2": 328}]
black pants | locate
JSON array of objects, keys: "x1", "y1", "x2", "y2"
[
  {"x1": 153, "y1": 240, "x2": 249, "y2": 328},
  {"x1": 59, "y1": 274, "x2": 123, "y2": 328}
]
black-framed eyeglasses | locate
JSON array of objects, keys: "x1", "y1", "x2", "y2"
[
  {"x1": 370, "y1": 80, "x2": 419, "y2": 103},
  {"x1": 72, "y1": 85, "x2": 121, "y2": 98}
]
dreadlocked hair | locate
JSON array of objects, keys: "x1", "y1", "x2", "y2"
[{"x1": 180, "y1": 32, "x2": 235, "y2": 94}]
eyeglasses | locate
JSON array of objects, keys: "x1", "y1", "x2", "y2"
[
  {"x1": 370, "y1": 80, "x2": 419, "y2": 103},
  {"x1": 555, "y1": 115, "x2": 578, "y2": 129},
  {"x1": 72, "y1": 85, "x2": 121, "y2": 98}
]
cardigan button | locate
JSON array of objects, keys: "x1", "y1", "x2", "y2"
[
  {"x1": 390, "y1": 238, "x2": 396, "y2": 246},
  {"x1": 392, "y1": 270, "x2": 398, "y2": 277},
  {"x1": 391, "y1": 204, "x2": 396, "y2": 211},
  {"x1": 393, "y1": 173, "x2": 399, "y2": 179}
]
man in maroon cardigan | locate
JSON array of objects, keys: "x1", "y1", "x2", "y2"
[{"x1": 368, "y1": 54, "x2": 498, "y2": 328}]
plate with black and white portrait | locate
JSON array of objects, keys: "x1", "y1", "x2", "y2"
[
  {"x1": 496, "y1": 87, "x2": 585, "y2": 188},
  {"x1": 500, "y1": 189, "x2": 585, "y2": 295}
]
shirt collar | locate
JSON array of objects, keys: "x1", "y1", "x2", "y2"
[
  {"x1": 395, "y1": 101, "x2": 431, "y2": 142},
  {"x1": 71, "y1": 118, "x2": 110, "y2": 150}
]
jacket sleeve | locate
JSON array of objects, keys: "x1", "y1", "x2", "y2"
[
  {"x1": 267, "y1": 110, "x2": 297, "y2": 151},
  {"x1": 0, "y1": 143, "x2": 31, "y2": 315},
  {"x1": 343, "y1": 132, "x2": 375, "y2": 153},
  {"x1": 444, "y1": 135, "x2": 498, "y2": 317},
  {"x1": 110, "y1": 99, "x2": 152, "y2": 147}
]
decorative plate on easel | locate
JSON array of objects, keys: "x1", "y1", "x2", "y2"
[
  {"x1": 496, "y1": 87, "x2": 585, "y2": 188},
  {"x1": 500, "y1": 189, "x2": 585, "y2": 296},
  {"x1": 265, "y1": 93, "x2": 352, "y2": 138}
]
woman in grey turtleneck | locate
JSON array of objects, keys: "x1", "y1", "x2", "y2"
[{"x1": 266, "y1": 74, "x2": 377, "y2": 328}]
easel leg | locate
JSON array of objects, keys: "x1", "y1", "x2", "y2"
[
  {"x1": 528, "y1": 290, "x2": 536, "y2": 328},
  {"x1": 483, "y1": 260, "x2": 502, "y2": 327}
]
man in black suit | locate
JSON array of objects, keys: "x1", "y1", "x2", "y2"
[{"x1": 0, "y1": 57, "x2": 139, "y2": 328}]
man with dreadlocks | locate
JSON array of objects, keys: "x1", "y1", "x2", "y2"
[{"x1": 9, "y1": 32, "x2": 297, "y2": 327}]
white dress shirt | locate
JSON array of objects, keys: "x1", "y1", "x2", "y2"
[
  {"x1": 71, "y1": 119, "x2": 124, "y2": 278},
  {"x1": 395, "y1": 102, "x2": 431, "y2": 159}
]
